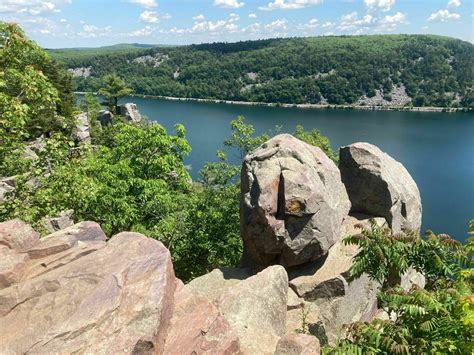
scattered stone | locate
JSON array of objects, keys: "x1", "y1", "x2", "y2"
[
  {"x1": 118, "y1": 103, "x2": 142, "y2": 122},
  {"x1": 275, "y1": 333, "x2": 320, "y2": 355},
  {"x1": 241, "y1": 134, "x2": 350, "y2": 268},
  {"x1": 132, "y1": 53, "x2": 169, "y2": 67},
  {"x1": 339, "y1": 142, "x2": 422, "y2": 234},
  {"x1": 357, "y1": 84, "x2": 411, "y2": 107},
  {"x1": 42, "y1": 210, "x2": 75, "y2": 234}
]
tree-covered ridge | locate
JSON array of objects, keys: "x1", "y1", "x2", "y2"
[{"x1": 51, "y1": 35, "x2": 473, "y2": 108}]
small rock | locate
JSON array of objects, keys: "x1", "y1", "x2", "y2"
[
  {"x1": 98, "y1": 110, "x2": 113, "y2": 126},
  {"x1": 42, "y1": 210, "x2": 75, "y2": 234},
  {"x1": 275, "y1": 333, "x2": 320, "y2": 355}
]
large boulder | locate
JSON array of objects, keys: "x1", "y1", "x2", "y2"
[
  {"x1": 241, "y1": 134, "x2": 351, "y2": 268},
  {"x1": 42, "y1": 209, "x2": 75, "y2": 234},
  {"x1": 0, "y1": 224, "x2": 176, "y2": 354},
  {"x1": 119, "y1": 103, "x2": 142, "y2": 123},
  {"x1": 339, "y1": 142, "x2": 422, "y2": 234}
]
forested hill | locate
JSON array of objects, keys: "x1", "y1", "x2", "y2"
[{"x1": 49, "y1": 35, "x2": 474, "y2": 108}]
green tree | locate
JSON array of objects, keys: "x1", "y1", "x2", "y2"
[
  {"x1": 98, "y1": 73, "x2": 133, "y2": 114},
  {"x1": 0, "y1": 22, "x2": 73, "y2": 177}
]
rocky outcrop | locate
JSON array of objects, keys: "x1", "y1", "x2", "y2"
[
  {"x1": 119, "y1": 103, "x2": 142, "y2": 123},
  {"x1": 339, "y1": 142, "x2": 422, "y2": 234},
  {"x1": 68, "y1": 66, "x2": 92, "y2": 78},
  {"x1": 241, "y1": 134, "x2": 351, "y2": 268},
  {"x1": 73, "y1": 112, "x2": 91, "y2": 144}
]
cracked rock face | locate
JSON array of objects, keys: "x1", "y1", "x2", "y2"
[
  {"x1": 240, "y1": 134, "x2": 350, "y2": 268},
  {"x1": 339, "y1": 142, "x2": 422, "y2": 234}
]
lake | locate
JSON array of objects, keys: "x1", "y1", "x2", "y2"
[{"x1": 114, "y1": 96, "x2": 474, "y2": 241}]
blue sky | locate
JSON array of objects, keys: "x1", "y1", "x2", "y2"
[{"x1": 1, "y1": 0, "x2": 472, "y2": 48}]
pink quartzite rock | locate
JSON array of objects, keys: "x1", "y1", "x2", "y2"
[
  {"x1": 0, "y1": 219, "x2": 39, "y2": 252},
  {"x1": 241, "y1": 134, "x2": 350, "y2": 268},
  {"x1": 163, "y1": 281, "x2": 241, "y2": 354},
  {"x1": 0, "y1": 230, "x2": 176, "y2": 354}
]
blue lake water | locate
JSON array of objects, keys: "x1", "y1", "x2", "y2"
[{"x1": 112, "y1": 96, "x2": 474, "y2": 241}]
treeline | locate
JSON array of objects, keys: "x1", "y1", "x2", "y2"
[{"x1": 49, "y1": 35, "x2": 474, "y2": 108}]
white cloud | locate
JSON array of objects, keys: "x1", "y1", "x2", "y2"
[
  {"x1": 298, "y1": 18, "x2": 319, "y2": 30},
  {"x1": 321, "y1": 21, "x2": 334, "y2": 28},
  {"x1": 259, "y1": 0, "x2": 322, "y2": 11},
  {"x1": 428, "y1": 9, "x2": 460, "y2": 22},
  {"x1": 264, "y1": 18, "x2": 288, "y2": 31},
  {"x1": 380, "y1": 11, "x2": 406, "y2": 25},
  {"x1": 364, "y1": 0, "x2": 395, "y2": 12},
  {"x1": 229, "y1": 13, "x2": 240, "y2": 22},
  {"x1": 248, "y1": 13, "x2": 257, "y2": 18},
  {"x1": 128, "y1": 0, "x2": 157, "y2": 8},
  {"x1": 213, "y1": 0, "x2": 244, "y2": 8},
  {"x1": 60, "y1": 18, "x2": 67, "y2": 22},
  {"x1": 378, "y1": 11, "x2": 406, "y2": 30},
  {"x1": 193, "y1": 14, "x2": 205, "y2": 21},
  {"x1": 140, "y1": 10, "x2": 158, "y2": 23},
  {"x1": 338, "y1": 12, "x2": 374, "y2": 31},
  {"x1": 129, "y1": 25, "x2": 154, "y2": 37},
  {"x1": 0, "y1": 0, "x2": 70, "y2": 15},
  {"x1": 78, "y1": 24, "x2": 112, "y2": 38},
  {"x1": 447, "y1": 0, "x2": 460, "y2": 8}
]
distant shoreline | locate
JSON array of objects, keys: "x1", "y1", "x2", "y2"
[{"x1": 75, "y1": 92, "x2": 470, "y2": 113}]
